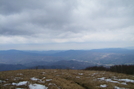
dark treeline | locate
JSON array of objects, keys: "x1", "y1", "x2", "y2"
[
  {"x1": 85, "y1": 65, "x2": 134, "y2": 75},
  {"x1": 85, "y1": 66, "x2": 108, "y2": 71}
]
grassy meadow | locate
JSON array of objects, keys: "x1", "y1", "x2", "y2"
[{"x1": 0, "y1": 69, "x2": 134, "y2": 89}]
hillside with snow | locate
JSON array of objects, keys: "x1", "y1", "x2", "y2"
[{"x1": 0, "y1": 69, "x2": 134, "y2": 89}]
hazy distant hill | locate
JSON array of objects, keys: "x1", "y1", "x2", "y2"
[
  {"x1": 0, "y1": 49, "x2": 65, "y2": 64},
  {"x1": 0, "y1": 63, "x2": 26, "y2": 71},
  {"x1": 50, "y1": 48, "x2": 134, "y2": 65},
  {"x1": 0, "y1": 48, "x2": 134, "y2": 71}
]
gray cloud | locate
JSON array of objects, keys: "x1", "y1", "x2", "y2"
[
  {"x1": 0, "y1": 0, "x2": 77, "y2": 36},
  {"x1": 0, "y1": 0, "x2": 134, "y2": 49}
]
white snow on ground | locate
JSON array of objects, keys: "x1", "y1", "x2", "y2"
[
  {"x1": 98, "y1": 77, "x2": 105, "y2": 80},
  {"x1": 114, "y1": 86, "x2": 127, "y2": 89},
  {"x1": 31, "y1": 77, "x2": 45, "y2": 83},
  {"x1": 12, "y1": 81, "x2": 28, "y2": 86},
  {"x1": 78, "y1": 73, "x2": 83, "y2": 75},
  {"x1": 48, "y1": 83, "x2": 56, "y2": 86},
  {"x1": 120, "y1": 82, "x2": 127, "y2": 85},
  {"x1": 98, "y1": 77, "x2": 134, "y2": 85},
  {"x1": 31, "y1": 77, "x2": 39, "y2": 81},
  {"x1": 118, "y1": 79, "x2": 134, "y2": 83},
  {"x1": 100, "y1": 84, "x2": 107, "y2": 87},
  {"x1": 105, "y1": 79, "x2": 119, "y2": 83},
  {"x1": 98, "y1": 77, "x2": 134, "y2": 88},
  {"x1": 29, "y1": 84, "x2": 48, "y2": 89}
]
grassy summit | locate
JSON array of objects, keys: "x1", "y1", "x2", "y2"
[{"x1": 0, "y1": 69, "x2": 134, "y2": 89}]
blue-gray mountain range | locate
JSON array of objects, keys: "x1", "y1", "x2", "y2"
[{"x1": 0, "y1": 48, "x2": 134, "y2": 71}]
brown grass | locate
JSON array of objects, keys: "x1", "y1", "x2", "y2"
[{"x1": 0, "y1": 69, "x2": 134, "y2": 89}]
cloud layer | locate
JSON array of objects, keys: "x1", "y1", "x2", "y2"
[{"x1": 0, "y1": 0, "x2": 134, "y2": 49}]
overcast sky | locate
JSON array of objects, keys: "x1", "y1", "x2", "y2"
[{"x1": 0, "y1": 0, "x2": 134, "y2": 50}]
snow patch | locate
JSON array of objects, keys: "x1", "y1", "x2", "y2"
[
  {"x1": 100, "y1": 84, "x2": 107, "y2": 87},
  {"x1": 29, "y1": 84, "x2": 48, "y2": 89},
  {"x1": 31, "y1": 77, "x2": 39, "y2": 81},
  {"x1": 118, "y1": 79, "x2": 134, "y2": 83},
  {"x1": 105, "y1": 79, "x2": 119, "y2": 83},
  {"x1": 78, "y1": 73, "x2": 83, "y2": 75},
  {"x1": 98, "y1": 77, "x2": 105, "y2": 80},
  {"x1": 114, "y1": 86, "x2": 127, "y2": 89},
  {"x1": 31, "y1": 77, "x2": 45, "y2": 83},
  {"x1": 98, "y1": 77, "x2": 119, "y2": 83},
  {"x1": 12, "y1": 81, "x2": 28, "y2": 86},
  {"x1": 120, "y1": 82, "x2": 127, "y2": 85}
]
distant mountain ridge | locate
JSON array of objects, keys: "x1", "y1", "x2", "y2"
[
  {"x1": 90, "y1": 48, "x2": 134, "y2": 54},
  {"x1": 0, "y1": 48, "x2": 134, "y2": 71}
]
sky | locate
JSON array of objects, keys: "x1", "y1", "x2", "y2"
[{"x1": 0, "y1": 0, "x2": 134, "y2": 50}]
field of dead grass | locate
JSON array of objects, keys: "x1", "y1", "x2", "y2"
[{"x1": 0, "y1": 69, "x2": 134, "y2": 89}]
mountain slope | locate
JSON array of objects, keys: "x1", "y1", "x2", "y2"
[{"x1": 0, "y1": 69, "x2": 134, "y2": 89}]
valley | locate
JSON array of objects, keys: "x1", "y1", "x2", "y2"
[{"x1": 0, "y1": 48, "x2": 134, "y2": 71}]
